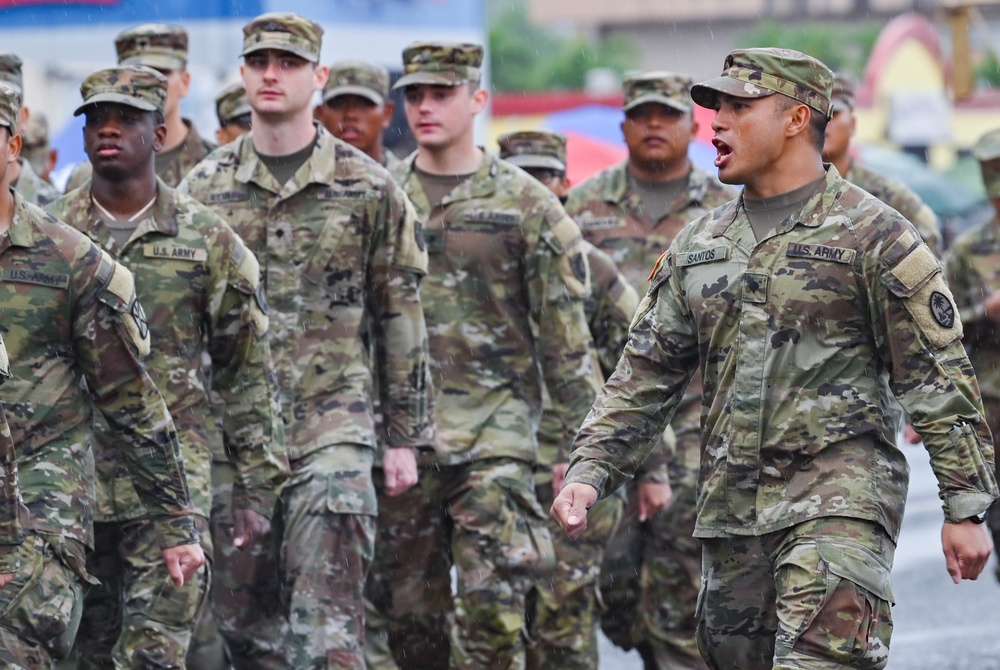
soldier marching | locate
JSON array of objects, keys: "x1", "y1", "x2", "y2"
[{"x1": 0, "y1": 12, "x2": 993, "y2": 670}]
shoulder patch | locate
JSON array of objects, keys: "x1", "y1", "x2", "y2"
[
  {"x1": 101, "y1": 262, "x2": 151, "y2": 358},
  {"x1": 0, "y1": 335, "x2": 9, "y2": 379},
  {"x1": 648, "y1": 249, "x2": 669, "y2": 282}
]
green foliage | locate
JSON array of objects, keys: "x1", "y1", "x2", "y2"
[
  {"x1": 738, "y1": 20, "x2": 882, "y2": 77},
  {"x1": 976, "y1": 51, "x2": 1000, "y2": 88},
  {"x1": 488, "y1": 4, "x2": 638, "y2": 92}
]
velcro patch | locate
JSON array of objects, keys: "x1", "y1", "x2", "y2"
[
  {"x1": 742, "y1": 272, "x2": 769, "y2": 304},
  {"x1": 676, "y1": 245, "x2": 729, "y2": 267},
  {"x1": 207, "y1": 191, "x2": 249, "y2": 204},
  {"x1": 902, "y1": 272, "x2": 962, "y2": 349},
  {"x1": 786, "y1": 243, "x2": 856, "y2": 264},
  {"x1": 317, "y1": 188, "x2": 377, "y2": 201},
  {"x1": 890, "y1": 244, "x2": 938, "y2": 293},
  {"x1": 105, "y1": 263, "x2": 150, "y2": 357},
  {"x1": 143, "y1": 244, "x2": 208, "y2": 262},
  {"x1": 463, "y1": 210, "x2": 521, "y2": 226},
  {"x1": 1, "y1": 268, "x2": 69, "y2": 289},
  {"x1": 578, "y1": 216, "x2": 621, "y2": 230},
  {"x1": 0, "y1": 335, "x2": 9, "y2": 379}
]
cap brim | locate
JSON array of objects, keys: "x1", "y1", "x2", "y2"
[
  {"x1": 241, "y1": 41, "x2": 318, "y2": 64},
  {"x1": 323, "y1": 85, "x2": 384, "y2": 106},
  {"x1": 690, "y1": 76, "x2": 776, "y2": 109},
  {"x1": 623, "y1": 94, "x2": 691, "y2": 113},
  {"x1": 74, "y1": 94, "x2": 158, "y2": 117},
  {"x1": 221, "y1": 103, "x2": 252, "y2": 122},
  {"x1": 120, "y1": 54, "x2": 186, "y2": 71},
  {"x1": 392, "y1": 72, "x2": 467, "y2": 90},
  {"x1": 504, "y1": 155, "x2": 565, "y2": 171}
]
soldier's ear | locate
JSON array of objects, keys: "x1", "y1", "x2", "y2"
[
  {"x1": 152, "y1": 121, "x2": 168, "y2": 153},
  {"x1": 6, "y1": 131, "x2": 20, "y2": 163}
]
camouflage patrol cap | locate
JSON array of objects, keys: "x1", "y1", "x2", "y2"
[
  {"x1": 691, "y1": 48, "x2": 834, "y2": 118},
  {"x1": 0, "y1": 83, "x2": 20, "y2": 132},
  {"x1": 393, "y1": 41, "x2": 483, "y2": 90},
  {"x1": 241, "y1": 13, "x2": 323, "y2": 64},
  {"x1": 974, "y1": 128, "x2": 1000, "y2": 198},
  {"x1": 831, "y1": 72, "x2": 857, "y2": 112},
  {"x1": 0, "y1": 54, "x2": 23, "y2": 94},
  {"x1": 324, "y1": 60, "x2": 390, "y2": 105},
  {"x1": 21, "y1": 110, "x2": 48, "y2": 149},
  {"x1": 497, "y1": 130, "x2": 567, "y2": 172},
  {"x1": 215, "y1": 82, "x2": 251, "y2": 125},
  {"x1": 622, "y1": 71, "x2": 693, "y2": 113},
  {"x1": 74, "y1": 66, "x2": 168, "y2": 117},
  {"x1": 115, "y1": 24, "x2": 188, "y2": 71}
]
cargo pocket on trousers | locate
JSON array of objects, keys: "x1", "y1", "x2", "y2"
[
  {"x1": 793, "y1": 540, "x2": 894, "y2": 670},
  {"x1": 147, "y1": 560, "x2": 208, "y2": 629},
  {"x1": 497, "y1": 483, "x2": 555, "y2": 578}
]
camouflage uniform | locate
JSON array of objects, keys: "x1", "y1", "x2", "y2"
[
  {"x1": 179, "y1": 15, "x2": 434, "y2": 669},
  {"x1": 65, "y1": 25, "x2": 215, "y2": 191},
  {"x1": 944, "y1": 127, "x2": 1000, "y2": 581},
  {"x1": 19, "y1": 111, "x2": 53, "y2": 185},
  {"x1": 0, "y1": 53, "x2": 60, "y2": 209},
  {"x1": 565, "y1": 49, "x2": 997, "y2": 670},
  {"x1": 497, "y1": 129, "x2": 631, "y2": 670},
  {"x1": 0, "y1": 80, "x2": 197, "y2": 670},
  {"x1": 46, "y1": 67, "x2": 287, "y2": 670},
  {"x1": 830, "y1": 74, "x2": 943, "y2": 256},
  {"x1": 0, "y1": 336, "x2": 24, "y2": 577},
  {"x1": 564, "y1": 72, "x2": 735, "y2": 669},
  {"x1": 366, "y1": 42, "x2": 603, "y2": 670},
  {"x1": 322, "y1": 60, "x2": 400, "y2": 170}
]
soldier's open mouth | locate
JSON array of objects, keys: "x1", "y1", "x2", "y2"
[{"x1": 713, "y1": 138, "x2": 732, "y2": 168}]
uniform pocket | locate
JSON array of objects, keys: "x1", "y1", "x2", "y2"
[{"x1": 496, "y1": 480, "x2": 555, "y2": 577}]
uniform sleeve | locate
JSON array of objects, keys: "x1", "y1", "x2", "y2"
[
  {"x1": 73, "y1": 251, "x2": 198, "y2": 548},
  {"x1": 944, "y1": 240, "x2": 989, "y2": 327},
  {"x1": 206, "y1": 234, "x2": 289, "y2": 519},
  {"x1": 368, "y1": 183, "x2": 435, "y2": 450},
  {"x1": 529, "y1": 205, "x2": 604, "y2": 464},
  {"x1": 871, "y1": 227, "x2": 998, "y2": 522},
  {"x1": 565, "y1": 252, "x2": 699, "y2": 499},
  {"x1": 905, "y1": 199, "x2": 943, "y2": 259},
  {"x1": 0, "y1": 336, "x2": 24, "y2": 573}
]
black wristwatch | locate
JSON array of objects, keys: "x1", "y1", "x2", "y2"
[{"x1": 966, "y1": 511, "x2": 988, "y2": 524}]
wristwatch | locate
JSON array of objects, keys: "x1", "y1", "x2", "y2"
[{"x1": 966, "y1": 511, "x2": 988, "y2": 524}]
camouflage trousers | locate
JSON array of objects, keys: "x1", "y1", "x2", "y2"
[
  {"x1": 525, "y1": 472, "x2": 622, "y2": 670},
  {"x1": 600, "y1": 429, "x2": 707, "y2": 670},
  {"x1": 697, "y1": 517, "x2": 895, "y2": 670},
  {"x1": 184, "y1": 596, "x2": 227, "y2": 669},
  {"x1": 0, "y1": 534, "x2": 85, "y2": 669},
  {"x1": 213, "y1": 446, "x2": 375, "y2": 669},
  {"x1": 365, "y1": 458, "x2": 554, "y2": 670},
  {"x1": 981, "y1": 398, "x2": 1000, "y2": 582},
  {"x1": 73, "y1": 518, "x2": 209, "y2": 670}
]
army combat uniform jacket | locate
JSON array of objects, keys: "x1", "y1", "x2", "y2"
[
  {"x1": 48, "y1": 179, "x2": 286, "y2": 532},
  {"x1": 567, "y1": 167, "x2": 998, "y2": 541},
  {"x1": 14, "y1": 160, "x2": 59, "y2": 209},
  {"x1": 944, "y1": 212, "x2": 1000, "y2": 400},
  {"x1": 846, "y1": 161, "x2": 942, "y2": 257},
  {"x1": 0, "y1": 192, "x2": 196, "y2": 569},
  {"x1": 179, "y1": 126, "x2": 434, "y2": 467},
  {"x1": 392, "y1": 152, "x2": 602, "y2": 466}
]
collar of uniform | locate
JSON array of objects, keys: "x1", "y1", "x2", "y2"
[
  {"x1": 147, "y1": 176, "x2": 181, "y2": 236},
  {"x1": 8, "y1": 189, "x2": 36, "y2": 248},
  {"x1": 617, "y1": 161, "x2": 706, "y2": 217},
  {"x1": 235, "y1": 122, "x2": 335, "y2": 192},
  {"x1": 397, "y1": 148, "x2": 499, "y2": 207},
  {"x1": 178, "y1": 118, "x2": 208, "y2": 160},
  {"x1": 713, "y1": 165, "x2": 838, "y2": 237}
]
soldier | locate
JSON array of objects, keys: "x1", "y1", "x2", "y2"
[
  {"x1": 822, "y1": 72, "x2": 942, "y2": 255},
  {"x1": 215, "y1": 81, "x2": 251, "y2": 145},
  {"x1": 564, "y1": 71, "x2": 735, "y2": 670},
  {"x1": 46, "y1": 65, "x2": 286, "y2": 669},
  {"x1": 944, "y1": 127, "x2": 1000, "y2": 583},
  {"x1": 179, "y1": 13, "x2": 434, "y2": 669},
  {"x1": 66, "y1": 24, "x2": 216, "y2": 191},
  {"x1": 0, "y1": 81, "x2": 204, "y2": 669},
  {"x1": 366, "y1": 42, "x2": 602, "y2": 670},
  {"x1": 552, "y1": 48, "x2": 997, "y2": 670},
  {"x1": 498, "y1": 129, "x2": 633, "y2": 670},
  {"x1": 315, "y1": 60, "x2": 400, "y2": 169},
  {"x1": 20, "y1": 112, "x2": 57, "y2": 186},
  {"x1": 0, "y1": 53, "x2": 60, "y2": 207}
]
